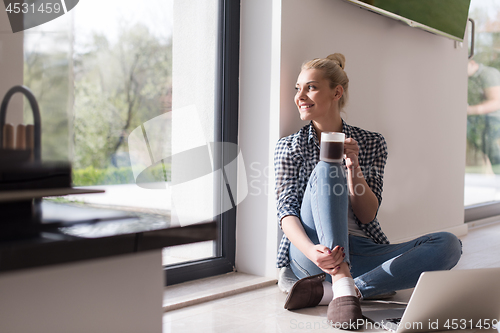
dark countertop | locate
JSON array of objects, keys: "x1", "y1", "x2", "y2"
[{"x1": 0, "y1": 201, "x2": 217, "y2": 273}]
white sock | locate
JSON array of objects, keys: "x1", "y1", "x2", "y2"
[
  {"x1": 332, "y1": 277, "x2": 357, "y2": 299},
  {"x1": 319, "y1": 281, "x2": 333, "y2": 305}
]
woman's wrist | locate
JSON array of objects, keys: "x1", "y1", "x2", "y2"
[
  {"x1": 347, "y1": 160, "x2": 360, "y2": 171},
  {"x1": 347, "y1": 155, "x2": 360, "y2": 170}
]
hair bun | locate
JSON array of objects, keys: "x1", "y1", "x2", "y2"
[{"x1": 326, "y1": 53, "x2": 346, "y2": 70}]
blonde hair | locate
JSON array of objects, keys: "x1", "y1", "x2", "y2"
[{"x1": 301, "y1": 53, "x2": 349, "y2": 110}]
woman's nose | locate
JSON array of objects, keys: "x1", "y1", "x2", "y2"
[{"x1": 297, "y1": 89, "x2": 306, "y2": 100}]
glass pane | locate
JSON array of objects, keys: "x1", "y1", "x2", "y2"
[
  {"x1": 465, "y1": 0, "x2": 500, "y2": 206},
  {"x1": 23, "y1": 0, "x2": 219, "y2": 265}
]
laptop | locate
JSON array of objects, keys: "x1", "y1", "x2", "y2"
[{"x1": 363, "y1": 268, "x2": 500, "y2": 332}]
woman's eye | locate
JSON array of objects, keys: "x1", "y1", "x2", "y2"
[
  {"x1": 295, "y1": 87, "x2": 300, "y2": 92},
  {"x1": 308, "y1": 85, "x2": 316, "y2": 90}
]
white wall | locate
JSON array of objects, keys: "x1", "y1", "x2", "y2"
[
  {"x1": 0, "y1": 251, "x2": 164, "y2": 333},
  {"x1": 237, "y1": 0, "x2": 468, "y2": 277},
  {"x1": 236, "y1": 0, "x2": 282, "y2": 277}
]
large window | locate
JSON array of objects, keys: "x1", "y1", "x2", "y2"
[
  {"x1": 23, "y1": 0, "x2": 240, "y2": 284},
  {"x1": 464, "y1": 0, "x2": 500, "y2": 221}
]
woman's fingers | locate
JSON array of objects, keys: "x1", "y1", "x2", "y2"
[
  {"x1": 344, "y1": 138, "x2": 359, "y2": 169},
  {"x1": 315, "y1": 245, "x2": 346, "y2": 271},
  {"x1": 315, "y1": 244, "x2": 332, "y2": 254},
  {"x1": 321, "y1": 265, "x2": 341, "y2": 275},
  {"x1": 331, "y1": 246, "x2": 345, "y2": 266},
  {"x1": 344, "y1": 141, "x2": 359, "y2": 159},
  {"x1": 344, "y1": 138, "x2": 359, "y2": 151},
  {"x1": 330, "y1": 265, "x2": 341, "y2": 275},
  {"x1": 344, "y1": 138, "x2": 358, "y2": 145}
]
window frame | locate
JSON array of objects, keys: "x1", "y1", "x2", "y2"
[
  {"x1": 163, "y1": 0, "x2": 240, "y2": 286},
  {"x1": 464, "y1": 9, "x2": 500, "y2": 224},
  {"x1": 465, "y1": 202, "x2": 500, "y2": 223}
]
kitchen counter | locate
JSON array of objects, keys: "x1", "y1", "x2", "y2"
[
  {"x1": 0, "y1": 200, "x2": 218, "y2": 333},
  {"x1": 0, "y1": 200, "x2": 216, "y2": 273}
]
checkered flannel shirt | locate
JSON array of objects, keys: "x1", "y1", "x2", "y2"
[{"x1": 275, "y1": 119, "x2": 390, "y2": 268}]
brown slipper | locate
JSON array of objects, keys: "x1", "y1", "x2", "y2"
[
  {"x1": 327, "y1": 296, "x2": 364, "y2": 330},
  {"x1": 284, "y1": 273, "x2": 326, "y2": 310}
]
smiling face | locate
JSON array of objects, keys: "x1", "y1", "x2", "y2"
[{"x1": 295, "y1": 68, "x2": 342, "y2": 123}]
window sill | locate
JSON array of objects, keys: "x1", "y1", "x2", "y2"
[{"x1": 163, "y1": 272, "x2": 277, "y2": 312}]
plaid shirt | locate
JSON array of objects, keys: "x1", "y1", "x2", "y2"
[{"x1": 274, "y1": 119, "x2": 390, "y2": 268}]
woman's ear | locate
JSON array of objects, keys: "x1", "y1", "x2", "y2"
[{"x1": 333, "y1": 85, "x2": 343, "y2": 101}]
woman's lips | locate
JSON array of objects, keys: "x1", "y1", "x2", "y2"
[{"x1": 299, "y1": 104, "x2": 314, "y2": 110}]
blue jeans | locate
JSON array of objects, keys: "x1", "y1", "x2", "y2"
[{"x1": 289, "y1": 161, "x2": 462, "y2": 298}]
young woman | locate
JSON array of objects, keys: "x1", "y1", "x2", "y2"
[{"x1": 274, "y1": 53, "x2": 462, "y2": 329}]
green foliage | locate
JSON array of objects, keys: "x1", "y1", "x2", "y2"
[
  {"x1": 73, "y1": 166, "x2": 133, "y2": 186},
  {"x1": 23, "y1": 21, "x2": 173, "y2": 185},
  {"x1": 467, "y1": 115, "x2": 486, "y2": 152},
  {"x1": 466, "y1": 164, "x2": 500, "y2": 174},
  {"x1": 73, "y1": 23, "x2": 172, "y2": 170},
  {"x1": 72, "y1": 163, "x2": 170, "y2": 186},
  {"x1": 469, "y1": 6, "x2": 500, "y2": 66},
  {"x1": 44, "y1": 196, "x2": 84, "y2": 205},
  {"x1": 24, "y1": 32, "x2": 71, "y2": 161}
]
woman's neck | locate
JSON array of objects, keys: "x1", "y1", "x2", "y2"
[{"x1": 313, "y1": 113, "x2": 343, "y2": 142}]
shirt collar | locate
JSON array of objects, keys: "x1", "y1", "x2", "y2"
[
  {"x1": 308, "y1": 119, "x2": 351, "y2": 147},
  {"x1": 307, "y1": 122, "x2": 318, "y2": 146},
  {"x1": 342, "y1": 119, "x2": 352, "y2": 138}
]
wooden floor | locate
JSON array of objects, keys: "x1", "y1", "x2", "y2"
[{"x1": 454, "y1": 222, "x2": 500, "y2": 270}]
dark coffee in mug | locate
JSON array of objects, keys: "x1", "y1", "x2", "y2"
[
  {"x1": 320, "y1": 140, "x2": 343, "y2": 161},
  {"x1": 320, "y1": 132, "x2": 345, "y2": 162}
]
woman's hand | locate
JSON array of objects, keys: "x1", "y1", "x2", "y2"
[
  {"x1": 343, "y1": 138, "x2": 379, "y2": 223},
  {"x1": 344, "y1": 138, "x2": 359, "y2": 169},
  {"x1": 307, "y1": 245, "x2": 345, "y2": 275}
]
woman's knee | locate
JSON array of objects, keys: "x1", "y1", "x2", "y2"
[
  {"x1": 311, "y1": 162, "x2": 346, "y2": 195},
  {"x1": 313, "y1": 161, "x2": 344, "y2": 181},
  {"x1": 432, "y1": 232, "x2": 462, "y2": 269}
]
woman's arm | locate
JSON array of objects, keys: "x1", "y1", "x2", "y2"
[
  {"x1": 468, "y1": 86, "x2": 500, "y2": 115},
  {"x1": 281, "y1": 215, "x2": 344, "y2": 274},
  {"x1": 344, "y1": 138, "x2": 379, "y2": 224},
  {"x1": 281, "y1": 215, "x2": 316, "y2": 256},
  {"x1": 347, "y1": 166, "x2": 379, "y2": 224}
]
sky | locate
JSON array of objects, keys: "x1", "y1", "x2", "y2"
[
  {"x1": 470, "y1": 0, "x2": 500, "y2": 20},
  {"x1": 470, "y1": 0, "x2": 499, "y2": 11},
  {"x1": 24, "y1": 0, "x2": 173, "y2": 53},
  {"x1": 73, "y1": 0, "x2": 173, "y2": 44}
]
